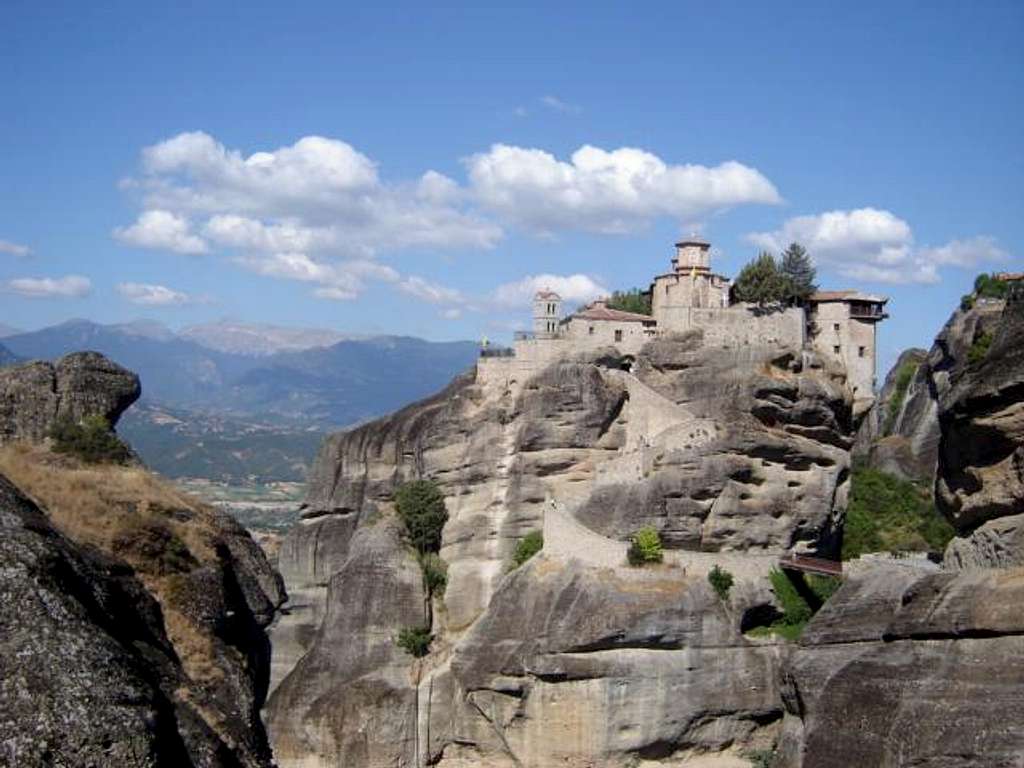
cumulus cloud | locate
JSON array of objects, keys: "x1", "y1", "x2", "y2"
[
  {"x1": 3, "y1": 275, "x2": 92, "y2": 298},
  {"x1": 466, "y1": 144, "x2": 780, "y2": 235},
  {"x1": 747, "y1": 208, "x2": 1007, "y2": 285},
  {"x1": 235, "y1": 252, "x2": 401, "y2": 301},
  {"x1": 398, "y1": 276, "x2": 465, "y2": 305},
  {"x1": 0, "y1": 239, "x2": 31, "y2": 257},
  {"x1": 117, "y1": 282, "x2": 193, "y2": 306},
  {"x1": 114, "y1": 210, "x2": 209, "y2": 254},
  {"x1": 491, "y1": 273, "x2": 609, "y2": 308}
]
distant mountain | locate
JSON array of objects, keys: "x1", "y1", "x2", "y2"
[
  {"x1": 0, "y1": 323, "x2": 22, "y2": 338},
  {"x1": 3, "y1": 320, "x2": 481, "y2": 481},
  {"x1": 180, "y1": 321, "x2": 359, "y2": 356},
  {"x1": 0, "y1": 343, "x2": 20, "y2": 367}
]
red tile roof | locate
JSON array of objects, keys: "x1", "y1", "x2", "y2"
[{"x1": 573, "y1": 305, "x2": 654, "y2": 323}]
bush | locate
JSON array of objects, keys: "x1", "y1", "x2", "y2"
[
  {"x1": 745, "y1": 748, "x2": 776, "y2": 768},
  {"x1": 967, "y1": 330, "x2": 994, "y2": 366},
  {"x1": 49, "y1": 415, "x2": 132, "y2": 464},
  {"x1": 395, "y1": 626, "x2": 433, "y2": 658},
  {"x1": 395, "y1": 479, "x2": 448, "y2": 554},
  {"x1": 708, "y1": 565, "x2": 734, "y2": 601},
  {"x1": 512, "y1": 530, "x2": 543, "y2": 568},
  {"x1": 627, "y1": 526, "x2": 663, "y2": 566},
  {"x1": 843, "y1": 467, "x2": 954, "y2": 559},
  {"x1": 419, "y1": 552, "x2": 447, "y2": 598},
  {"x1": 974, "y1": 273, "x2": 1010, "y2": 300},
  {"x1": 960, "y1": 293, "x2": 975, "y2": 311},
  {"x1": 769, "y1": 568, "x2": 813, "y2": 628}
]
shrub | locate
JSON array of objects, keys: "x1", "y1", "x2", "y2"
[
  {"x1": 512, "y1": 530, "x2": 543, "y2": 568},
  {"x1": 708, "y1": 565, "x2": 734, "y2": 601},
  {"x1": 974, "y1": 273, "x2": 1010, "y2": 300},
  {"x1": 967, "y1": 330, "x2": 994, "y2": 366},
  {"x1": 745, "y1": 748, "x2": 776, "y2": 768},
  {"x1": 419, "y1": 552, "x2": 447, "y2": 598},
  {"x1": 627, "y1": 526, "x2": 663, "y2": 566},
  {"x1": 49, "y1": 415, "x2": 132, "y2": 464},
  {"x1": 395, "y1": 479, "x2": 448, "y2": 554},
  {"x1": 960, "y1": 293, "x2": 975, "y2": 311},
  {"x1": 843, "y1": 466, "x2": 954, "y2": 559},
  {"x1": 769, "y1": 568, "x2": 813, "y2": 628},
  {"x1": 396, "y1": 626, "x2": 433, "y2": 658}
]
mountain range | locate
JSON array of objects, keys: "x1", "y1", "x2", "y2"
[{"x1": 0, "y1": 320, "x2": 480, "y2": 481}]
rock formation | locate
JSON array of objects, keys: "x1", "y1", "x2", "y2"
[
  {"x1": 0, "y1": 471, "x2": 280, "y2": 767},
  {"x1": 856, "y1": 297, "x2": 1006, "y2": 484},
  {"x1": 267, "y1": 332, "x2": 856, "y2": 766},
  {"x1": 0, "y1": 350, "x2": 141, "y2": 443},
  {"x1": 938, "y1": 287, "x2": 1024, "y2": 568},
  {"x1": 775, "y1": 565, "x2": 1024, "y2": 767}
]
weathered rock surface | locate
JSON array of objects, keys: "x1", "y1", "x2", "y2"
[
  {"x1": 0, "y1": 472, "x2": 244, "y2": 767},
  {"x1": 267, "y1": 335, "x2": 856, "y2": 766},
  {"x1": 0, "y1": 350, "x2": 140, "y2": 443},
  {"x1": 936, "y1": 289, "x2": 1024, "y2": 538},
  {"x1": 776, "y1": 566, "x2": 1024, "y2": 768}
]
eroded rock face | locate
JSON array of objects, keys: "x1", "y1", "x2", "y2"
[
  {"x1": 936, "y1": 290, "x2": 1024, "y2": 538},
  {"x1": 0, "y1": 473, "x2": 241, "y2": 767},
  {"x1": 0, "y1": 351, "x2": 141, "y2": 443},
  {"x1": 776, "y1": 566, "x2": 1024, "y2": 768},
  {"x1": 267, "y1": 336, "x2": 856, "y2": 766}
]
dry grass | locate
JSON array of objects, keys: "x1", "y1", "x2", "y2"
[{"x1": 0, "y1": 441, "x2": 230, "y2": 686}]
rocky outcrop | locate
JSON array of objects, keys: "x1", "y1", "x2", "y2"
[
  {"x1": 0, "y1": 472, "x2": 256, "y2": 767},
  {"x1": 266, "y1": 335, "x2": 855, "y2": 766},
  {"x1": 0, "y1": 351, "x2": 140, "y2": 443},
  {"x1": 936, "y1": 288, "x2": 1024, "y2": 567},
  {"x1": 776, "y1": 565, "x2": 1024, "y2": 767}
]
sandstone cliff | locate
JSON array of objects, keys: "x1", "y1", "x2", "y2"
[
  {"x1": 0, "y1": 351, "x2": 141, "y2": 444},
  {"x1": 267, "y1": 332, "x2": 856, "y2": 767},
  {"x1": 775, "y1": 565, "x2": 1024, "y2": 768}
]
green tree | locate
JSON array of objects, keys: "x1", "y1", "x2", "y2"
[
  {"x1": 606, "y1": 288, "x2": 652, "y2": 316},
  {"x1": 731, "y1": 252, "x2": 786, "y2": 306},
  {"x1": 394, "y1": 479, "x2": 449, "y2": 554},
  {"x1": 395, "y1": 626, "x2": 433, "y2": 658},
  {"x1": 779, "y1": 242, "x2": 817, "y2": 305},
  {"x1": 627, "y1": 526, "x2": 664, "y2": 566}
]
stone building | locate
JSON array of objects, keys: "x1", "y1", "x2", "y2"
[
  {"x1": 479, "y1": 239, "x2": 887, "y2": 409},
  {"x1": 806, "y1": 291, "x2": 888, "y2": 413}
]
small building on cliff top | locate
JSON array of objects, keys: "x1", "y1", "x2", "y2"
[{"x1": 480, "y1": 239, "x2": 887, "y2": 410}]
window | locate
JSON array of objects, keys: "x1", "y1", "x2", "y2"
[
  {"x1": 858, "y1": 346, "x2": 866, "y2": 358},
  {"x1": 833, "y1": 323, "x2": 840, "y2": 331},
  {"x1": 588, "y1": 325, "x2": 594, "y2": 335},
  {"x1": 833, "y1": 345, "x2": 841, "y2": 355},
  {"x1": 615, "y1": 329, "x2": 623, "y2": 342}
]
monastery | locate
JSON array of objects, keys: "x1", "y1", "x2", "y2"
[{"x1": 479, "y1": 238, "x2": 888, "y2": 414}]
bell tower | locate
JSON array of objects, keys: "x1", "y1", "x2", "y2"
[
  {"x1": 533, "y1": 290, "x2": 561, "y2": 337},
  {"x1": 672, "y1": 236, "x2": 711, "y2": 273}
]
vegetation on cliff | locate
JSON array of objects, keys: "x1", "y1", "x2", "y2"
[
  {"x1": 49, "y1": 414, "x2": 132, "y2": 464},
  {"x1": 731, "y1": 243, "x2": 817, "y2": 306},
  {"x1": 883, "y1": 360, "x2": 920, "y2": 435},
  {"x1": 511, "y1": 530, "x2": 543, "y2": 568},
  {"x1": 842, "y1": 465, "x2": 953, "y2": 559},
  {"x1": 605, "y1": 288, "x2": 652, "y2": 315},
  {"x1": 627, "y1": 526, "x2": 664, "y2": 565}
]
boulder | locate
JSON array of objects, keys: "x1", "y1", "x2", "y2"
[{"x1": 0, "y1": 351, "x2": 140, "y2": 443}]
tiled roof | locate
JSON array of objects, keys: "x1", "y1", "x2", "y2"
[
  {"x1": 995, "y1": 272, "x2": 1024, "y2": 282},
  {"x1": 573, "y1": 305, "x2": 654, "y2": 323},
  {"x1": 810, "y1": 290, "x2": 888, "y2": 304}
]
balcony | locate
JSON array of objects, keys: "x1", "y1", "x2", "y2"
[{"x1": 849, "y1": 304, "x2": 887, "y2": 320}]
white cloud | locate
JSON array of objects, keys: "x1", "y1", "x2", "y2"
[
  {"x1": 117, "y1": 282, "x2": 192, "y2": 306},
  {"x1": 3, "y1": 275, "x2": 92, "y2": 298},
  {"x1": 0, "y1": 239, "x2": 31, "y2": 257},
  {"x1": 747, "y1": 208, "x2": 1008, "y2": 285},
  {"x1": 398, "y1": 275, "x2": 465, "y2": 305},
  {"x1": 236, "y1": 252, "x2": 400, "y2": 301},
  {"x1": 466, "y1": 144, "x2": 780, "y2": 235},
  {"x1": 491, "y1": 273, "x2": 609, "y2": 308},
  {"x1": 441, "y1": 307, "x2": 463, "y2": 320},
  {"x1": 114, "y1": 210, "x2": 209, "y2": 254},
  {"x1": 540, "y1": 95, "x2": 581, "y2": 114}
]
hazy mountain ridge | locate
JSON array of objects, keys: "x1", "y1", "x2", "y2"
[{"x1": 179, "y1": 321, "x2": 361, "y2": 356}]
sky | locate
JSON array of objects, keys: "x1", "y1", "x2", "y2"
[{"x1": 1, "y1": 0, "x2": 1022, "y2": 376}]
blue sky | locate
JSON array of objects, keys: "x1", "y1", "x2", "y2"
[{"x1": 1, "y1": 0, "x2": 1021, "y2": 375}]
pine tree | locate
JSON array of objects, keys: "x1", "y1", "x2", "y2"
[
  {"x1": 779, "y1": 243, "x2": 817, "y2": 305},
  {"x1": 732, "y1": 252, "x2": 786, "y2": 306}
]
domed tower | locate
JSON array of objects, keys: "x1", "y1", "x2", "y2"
[
  {"x1": 651, "y1": 237, "x2": 731, "y2": 330},
  {"x1": 672, "y1": 236, "x2": 711, "y2": 273},
  {"x1": 533, "y1": 289, "x2": 561, "y2": 337}
]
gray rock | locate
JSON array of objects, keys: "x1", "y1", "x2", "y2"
[
  {"x1": 776, "y1": 566, "x2": 1024, "y2": 768},
  {"x1": 0, "y1": 472, "x2": 240, "y2": 767},
  {"x1": 0, "y1": 351, "x2": 140, "y2": 443}
]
